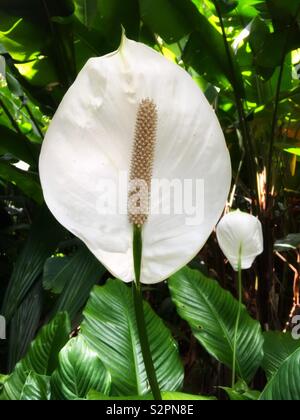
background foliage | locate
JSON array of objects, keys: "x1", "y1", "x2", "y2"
[{"x1": 0, "y1": 0, "x2": 300, "y2": 400}]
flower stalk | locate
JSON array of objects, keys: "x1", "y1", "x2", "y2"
[
  {"x1": 132, "y1": 225, "x2": 162, "y2": 400},
  {"x1": 232, "y1": 244, "x2": 242, "y2": 387}
]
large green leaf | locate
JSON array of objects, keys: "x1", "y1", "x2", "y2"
[
  {"x1": 19, "y1": 372, "x2": 50, "y2": 401},
  {"x1": 0, "y1": 313, "x2": 70, "y2": 400},
  {"x1": 249, "y1": 16, "x2": 275, "y2": 79},
  {"x1": 169, "y1": 267, "x2": 263, "y2": 383},
  {"x1": 233, "y1": 0, "x2": 263, "y2": 18},
  {"x1": 139, "y1": 0, "x2": 200, "y2": 43},
  {"x1": 2, "y1": 205, "x2": 65, "y2": 321},
  {"x1": 74, "y1": 0, "x2": 140, "y2": 42},
  {"x1": 74, "y1": 0, "x2": 98, "y2": 28},
  {"x1": 0, "y1": 125, "x2": 38, "y2": 165},
  {"x1": 0, "y1": 161, "x2": 42, "y2": 203},
  {"x1": 0, "y1": 12, "x2": 44, "y2": 61},
  {"x1": 81, "y1": 279, "x2": 184, "y2": 396},
  {"x1": 8, "y1": 281, "x2": 42, "y2": 370},
  {"x1": 0, "y1": 371, "x2": 50, "y2": 401},
  {"x1": 87, "y1": 390, "x2": 215, "y2": 400},
  {"x1": 259, "y1": 347, "x2": 300, "y2": 400},
  {"x1": 43, "y1": 256, "x2": 71, "y2": 294},
  {"x1": 183, "y1": 23, "x2": 245, "y2": 96},
  {"x1": 267, "y1": 0, "x2": 300, "y2": 30},
  {"x1": 262, "y1": 331, "x2": 300, "y2": 380},
  {"x1": 49, "y1": 245, "x2": 106, "y2": 320},
  {"x1": 51, "y1": 335, "x2": 111, "y2": 400}
]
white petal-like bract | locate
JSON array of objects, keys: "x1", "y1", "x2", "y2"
[
  {"x1": 39, "y1": 36, "x2": 232, "y2": 284},
  {"x1": 216, "y1": 210, "x2": 263, "y2": 271}
]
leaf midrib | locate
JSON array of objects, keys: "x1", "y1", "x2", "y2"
[{"x1": 182, "y1": 276, "x2": 244, "y2": 380}]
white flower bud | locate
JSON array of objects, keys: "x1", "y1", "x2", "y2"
[{"x1": 216, "y1": 210, "x2": 263, "y2": 271}]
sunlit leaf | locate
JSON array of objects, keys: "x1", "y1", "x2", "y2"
[{"x1": 284, "y1": 147, "x2": 300, "y2": 157}]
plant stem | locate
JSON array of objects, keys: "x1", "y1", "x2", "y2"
[
  {"x1": 265, "y1": 56, "x2": 285, "y2": 210},
  {"x1": 232, "y1": 245, "x2": 242, "y2": 388},
  {"x1": 132, "y1": 225, "x2": 162, "y2": 400}
]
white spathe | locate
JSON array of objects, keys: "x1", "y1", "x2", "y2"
[
  {"x1": 39, "y1": 35, "x2": 232, "y2": 284},
  {"x1": 216, "y1": 210, "x2": 263, "y2": 271}
]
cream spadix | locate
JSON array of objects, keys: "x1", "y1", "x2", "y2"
[
  {"x1": 128, "y1": 98, "x2": 157, "y2": 227},
  {"x1": 39, "y1": 35, "x2": 232, "y2": 284}
]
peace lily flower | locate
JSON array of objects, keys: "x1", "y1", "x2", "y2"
[
  {"x1": 39, "y1": 35, "x2": 232, "y2": 284},
  {"x1": 216, "y1": 210, "x2": 263, "y2": 271}
]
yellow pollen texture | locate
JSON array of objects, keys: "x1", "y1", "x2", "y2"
[{"x1": 128, "y1": 98, "x2": 157, "y2": 226}]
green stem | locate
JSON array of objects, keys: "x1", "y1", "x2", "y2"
[
  {"x1": 232, "y1": 245, "x2": 242, "y2": 388},
  {"x1": 265, "y1": 55, "x2": 285, "y2": 210},
  {"x1": 132, "y1": 225, "x2": 162, "y2": 400}
]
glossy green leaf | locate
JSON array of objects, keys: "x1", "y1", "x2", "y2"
[
  {"x1": 81, "y1": 279, "x2": 184, "y2": 396},
  {"x1": 183, "y1": 21, "x2": 245, "y2": 96},
  {"x1": 169, "y1": 266, "x2": 263, "y2": 383},
  {"x1": 0, "y1": 375, "x2": 9, "y2": 388},
  {"x1": 0, "y1": 125, "x2": 38, "y2": 165},
  {"x1": 8, "y1": 282, "x2": 42, "y2": 371},
  {"x1": 74, "y1": 0, "x2": 98, "y2": 28},
  {"x1": 50, "y1": 245, "x2": 106, "y2": 320},
  {"x1": 139, "y1": 0, "x2": 200, "y2": 43},
  {"x1": 234, "y1": 0, "x2": 264, "y2": 18},
  {"x1": 249, "y1": 16, "x2": 275, "y2": 79},
  {"x1": 0, "y1": 13, "x2": 44, "y2": 61},
  {"x1": 75, "y1": 0, "x2": 140, "y2": 42},
  {"x1": 284, "y1": 147, "x2": 300, "y2": 157},
  {"x1": 0, "y1": 161, "x2": 42, "y2": 203},
  {"x1": 43, "y1": 256, "x2": 71, "y2": 294},
  {"x1": 2, "y1": 205, "x2": 65, "y2": 321},
  {"x1": 51, "y1": 336, "x2": 111, "y2": 400},
  {"x1": 0, "y1": 313, "x2": 70, "y2": 400},
  {"x1": 262, "y1": 331, "x2": 300, "y2": 380},
  {"x1": 6, "y1": 71, "x2": 24, "y2": 98},
  {"x1": 87, "y1": 390, "x2": 214, "y2": 400},
  {"x1": 274, "y1": 234, "x2": 300, "y2": 251},
  {"x1": 260, "y1": 347, "x2": 300, "y2": 400},
  {"x1": 19, "y1": 372, "x2": 50, "y2": 401},
  {"x1": 267, "y1": 0, "x2": 300, "y2": 29}
]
